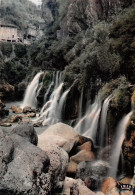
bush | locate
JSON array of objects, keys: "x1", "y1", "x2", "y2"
[{"x1": 0, "y1": 43, "x2": 13, "y2": 57}]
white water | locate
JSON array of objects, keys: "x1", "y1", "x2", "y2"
[
  {"x1": 109, "y1": 111, "x2": 133, "y2": 178},
  {"x1": 75, "y1": 96, "x2": 101, "y2": 139},
  {"x1": 34, "y1": 71, "x2": 70, "y2": 126},
  {"x1": 43, "y1": 72, "x2": 55, "y2": 103},
  {"x1": 58, "y1": 88, "x2": 70, "y2": 120},
  {"x1": 21, "y1": 71, "x2": 43, "y2": 108},
  {"x1": 78, "y1": 88, "x2": 84, "y2": 120},
  {"x1": 100, "y1": 94, "x2": 113, "y2": 147}
]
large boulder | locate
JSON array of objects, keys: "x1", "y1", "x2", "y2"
[
  {"x1": 70, "y1": 141, "x2": 95, "y2": 164},
  {"x1": 11, "y1": 123, "x2": 38, "y2": 145},
  {"x1": 0, "y1": 128, "x2": 50, "y2": 195},
  {"x1": 38, "y1": 141, "x2": 69, "y2": 193},
  {"x1": 76, "y1": 160, "x2": 110, "y2": 190},
  {"x1": 38, "y1": 122, "x2": 79, "y2": 153}
]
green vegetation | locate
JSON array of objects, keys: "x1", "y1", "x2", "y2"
[
  {"x1": 0, "y1": 0, "x2": 41, "y2": 30},
  {"x1": 0, "y1": 43, "x2": 13, "y2": 57}
]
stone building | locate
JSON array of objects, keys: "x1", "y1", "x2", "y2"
[{"x1": 0, "y1": 21, "x2": 21, "y2": 42}]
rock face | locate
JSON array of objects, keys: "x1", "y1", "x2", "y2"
[
  {"x1": 0, "y1": 125, "x2": 50, "y2": 195},
  {"x1": 41, "y1": 0, "x2": 133, "y2": 37},
  {"x1": 38, "y1": 122, "x2": 79, "y2": 153}
]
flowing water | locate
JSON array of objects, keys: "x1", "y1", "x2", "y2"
[
  {"x1": 20, "y1": 73, "x2": 134, "y2": 179},
  {"x1": 109, "y1": 111, "x2": 133, "y2": 178},
  {"x1": 21, "y1": 71, "x2": 43, "y2": 108},
  {"x1": 99, "y1": 94, "x2": 113, "y2": 147},
  {"x1": 75, "y1": 96, "x2": 101, "y2": 139},
  {"x1": 34, "y1": 71, "x2": 70, "y2": 126}
]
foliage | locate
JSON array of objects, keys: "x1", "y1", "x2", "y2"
[
  {"x1": 0, "y1": 43, "x2": 13, "y2": 57},
  {"x1": 0, "y1": 0, "x2": 42, "y2": 30},
  {"x1": 14, "y1": 44, "x2": 27, "y2": 58}
]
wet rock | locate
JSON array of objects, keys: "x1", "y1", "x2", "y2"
[
  {"x1": 62, "y1": 177, "x2": 104, "y2": 195},
  {"x1": 76, "y1": 160, "x2": 110, "y2": 190},
  {"x1": 26, "y1": 112, "x2": 36, "y2": 118},
  {"x1": 100, "y1": 145, "x2": 111, "y2": 161},
  {"x1": 23, "y1": 106, "x2": 36, "y2": 114},
  {"x1": 78, "y1": 135, "x2": 94, "y2": 146},
  {"x1": 70, "y1": 141, "x2": 95, "y2": 165},
  {"x1": 77, "y1": 141, "x2": 93, "y2": 151},
  {"x1": 10, "y1": 115, "x2": 22, "y2": 123},
  {"x1": 67, "y1": 160, "x2": 78, "y2": 175},
  {"x1": 11, "y1": 105, "x2": 23, "y2": 114},
  {"x1": 105, "y1": 188, "x2": 119, "y2": 195},
  {"x1": 119, "y1": 177, "x2": 132, "y2": 184},
  {"x1": 0, "y1": 122, "x2": 12, "y2": 127},
  {"x1": 11, "y1": 123, "x2": 38, "y2": 145},
  {"x1": 38, "y1": 122, "x2": 79, "y2": 153},
  {"x1": 101, "y1": 177, "x2": 117, "y2": 194},
  {"x1": 21, "y1": 116, "x2": 30, "y2": 123},
  {"x1": 70, "y1": 149, "x2": 95, "y2": 164}
]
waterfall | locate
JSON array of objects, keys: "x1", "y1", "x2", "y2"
[
  {"x1": 43, "y1": 72, "x2": 55, "y2": 103},
  {"x1": 75, "y1": 96, "x2": 101, "y2": 139},
  {"x1": 34, "y1": 71, "x2": 70, "y2": 126},
  {"x1": 100, "y1": 94, "x2": 113, "y2": 147},
  {"x1": 78, "y1": 88, "x2": 84, "y2": 120},
  {"x1": 109, "y1": 111, "x2": 133, "y2": 178},
  {"x1": 58, "y1": 88, "x2": 70, "y2": 120},
  {"x1": 21, "y1": 71, "x2": 43, "y2": 109}
]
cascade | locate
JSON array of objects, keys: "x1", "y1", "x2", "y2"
[
  {"x1": 109, "y1": 110, "x2": 133, "y2": 178},
  {"x1": 34, "y1": 71, "x2": 70, "y2": 126},
  {"x1": 78, "y1": 88, "x2": 84, "y2": 120},
  {"x1": 43, "y1": 72, "x2": 55, "y2": 103},
  {"x1": 21, "y1": 71, "x2": 43, "y2": 109},
  {"x1": 58, "y1": 88, "x2": 70, "y2": 120},
  {"x1": 75, "y1": 96, "x2": 101, "y2": 139},
  {"x1": 100, "y1": 94, "x2": 113, "y2": 147}
]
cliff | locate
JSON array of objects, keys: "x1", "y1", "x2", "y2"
[{"x1": 41, "y1": 0, "x2": 133, "y2": 37}]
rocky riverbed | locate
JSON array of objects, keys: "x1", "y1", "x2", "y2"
[{"x1": 0, "y1": 118, "x2": 134, "y2": 194}]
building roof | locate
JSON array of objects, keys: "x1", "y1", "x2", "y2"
[{"x1": 0, "y1": 19, "x2": 17, "y2": 28}]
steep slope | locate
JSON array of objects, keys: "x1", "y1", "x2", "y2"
[{"x1": 0, "y1": 0, "x2": 43, "y2": 30}]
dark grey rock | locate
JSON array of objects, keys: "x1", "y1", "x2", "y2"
[
  {"x1": 11, "y1": 123, "x2": 38, "y2": 145},
  {"x1": 0, "y1": 132, "x2": 50, "y2": 195}
]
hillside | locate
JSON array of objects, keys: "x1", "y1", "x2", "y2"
[
  {"x1": 0, "y1": 0, "x2": 135, "y2": 194},
  {"x1": 0, "y1": 0, "x2": 43, "y2": 30}
]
